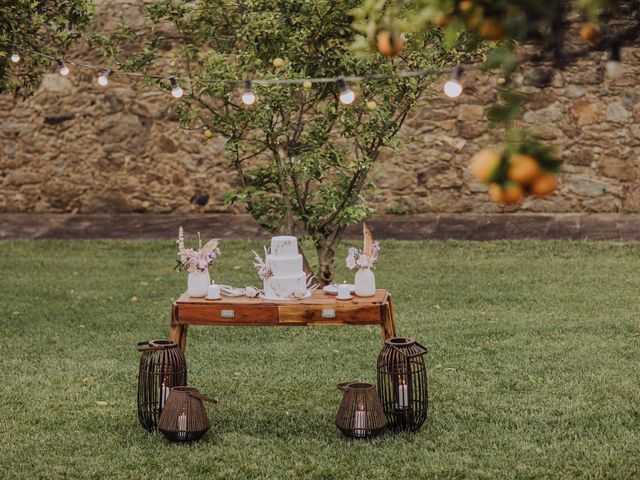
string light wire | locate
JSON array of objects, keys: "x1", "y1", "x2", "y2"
[{"x1": 1, "y1": 40, "x2": 482, "y2": 89}]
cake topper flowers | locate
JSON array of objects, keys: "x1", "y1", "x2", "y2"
[
  {"x1": 175, "y1": 226, "x2": 221, "y2": 273},
  {"x1": 346, "y1": 223, "x2": 380, "y2": 270},
  {"x1": 252, "y1": 247, "x2": 273, "y2": 279}
]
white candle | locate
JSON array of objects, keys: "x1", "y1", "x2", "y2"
[
  {"x1": 354, "y1": 403, "x2": 366, "y2": 437},
  {"x1": 159, "y1": 382, "x2": 170, "y2": 409},
  {"x1": 337, "y1": 283, "x2": 351, "y2": 299},
  {"x1": 177, "y1": 410, "x2": 187, "y2": 440},
  {"x1": 207, "y1": 283, "x2": 221, "y2": 300},
  {"x1": 397, "y1": 379, "x2": 409, "y2": 409}
]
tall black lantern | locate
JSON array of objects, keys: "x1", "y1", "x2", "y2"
[
  {"x1": 376, "y1": 337, "x2": 428, "y2": 431},
  {"x1": 137, "y1": 340, "x2": 187, "y2": 432}
]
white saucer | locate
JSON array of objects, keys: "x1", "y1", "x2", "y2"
[
  {"x1": 336, "y1": 295, "x2": 354, "y2": 301},
  {"x1": 259, "y1": 291, "x2": 312, "y2": 301},
  {"x1": 323, "y1": 284, "x2": 355, "y2": 295}
]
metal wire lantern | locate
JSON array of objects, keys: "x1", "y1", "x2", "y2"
[
  {"x1": 377, "y1": 337, "x2": 428, "y2": 431},
  {"x1": 137, "y1": 339, "x2": 187, "y2": 432},
  {"x1": 335, "y1": 382, "x2": 388, "y2": 439},
  {"x1": 158, "y1": 387, "x2": 218, "y2": 442}
]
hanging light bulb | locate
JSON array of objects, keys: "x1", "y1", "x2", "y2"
[
  {"x1": 241, "y1": 79, "x2": 256, "y2": 105},
  {"x1": 443, "y1": 65, "x2": 463, "y2": 98},
  {"x1": 170, "y1": 76, "x2": 183, "y2": 98},
  {"x1": 97, "y1": 69, "x2": 113, "y2": 87},
  {"x1": 337, "y1": 78, "x2": 355, "y2": 105},
  {"x1": 58, "y1": 59, "x2": 70, "y2": 77},
  {"x1": 10, "y1": 46, "x2": 20, "y2": 63},
  {"x1": 606, "y1": 42, "x2": 622, "y2": 79}
]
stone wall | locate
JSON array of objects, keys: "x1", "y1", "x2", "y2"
[{"x1": 1, "y1": 1, "x2": 639, "y2": 215}]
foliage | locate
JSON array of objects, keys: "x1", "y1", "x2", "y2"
[
  {"x1": 1, "y1": 239, "x2": 640, "y2": 478},
  {"x1": 95, "y1": 0, "x2": 481, "y2": 283},
  {"x1": 0, "y1": 0, "x2": 93, "y2": 95}
]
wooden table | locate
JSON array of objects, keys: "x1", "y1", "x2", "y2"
[{"x1": 170, "y1": 289, "x2": 397, "y2": 352}]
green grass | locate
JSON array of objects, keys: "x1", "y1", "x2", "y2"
[{"x1": 0, "y1": 240, "x2": 639, "y2": 479}]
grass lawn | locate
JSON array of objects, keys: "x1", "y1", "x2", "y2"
[{"x1": 0, "y1": 239, "x2": 639, "y2": 479}]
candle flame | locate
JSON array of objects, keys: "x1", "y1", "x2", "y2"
[{"x1": 357, "y1": 403, "x2": 365, "y2": 411}]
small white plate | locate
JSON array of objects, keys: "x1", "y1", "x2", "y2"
[
  {"x1": 259, "y1": 291, "x2": 312, "y2": 301},
  {"x1": 323, "y1": 284, "x2": 355, "y2": 295}
]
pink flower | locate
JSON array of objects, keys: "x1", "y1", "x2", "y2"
[
  {"x1": 258, "y1": 265, "x2": 272, "y2": 279},
  {"x1": 197, "y1": 259, "x2": 207, "y2": 270},
  {"x1": 356, "y1": 255, "x2": 370, "y2": 269},
  {"x1": 346, "y1": 255, "x2": 357, "y2": 270}
]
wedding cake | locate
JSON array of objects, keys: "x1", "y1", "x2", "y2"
[{"x1": 263, "y1": 236, "x2": 308, "y2": 300}]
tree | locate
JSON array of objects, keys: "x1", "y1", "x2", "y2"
[
  {"x1": 0, "y1": 0, "x2": 93, "y2": 95},
  {"x1": 97, "y1": 0, "x2": 481, "y2": 284}
]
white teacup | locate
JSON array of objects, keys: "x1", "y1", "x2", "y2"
[{"x1": 336, "y1": 284, "x2": 351, "y2": 300}]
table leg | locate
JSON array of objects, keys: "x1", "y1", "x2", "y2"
[
  {"x1": 170, "y1": 304, "x2": 189, "y2": 353},
  {"x1": 381, "y1": 293, "x2": 398, "y2": 340}
]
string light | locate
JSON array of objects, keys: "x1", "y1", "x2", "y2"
[
  {"x1": 97, "y1": 69, "x2": 113, "y2": 86},
  {"x1": 58, "y1": 59, "x2": 70, "y2": 77},
  {"x1": 10, "y1": 46, "x2": 20, "y2": 63},
  {"x1": 241, "y1": 79, "x2": 256, "y2": 105},
  {"x1": 170, "y1": 76, "x2": 183, "y2": 98},
  {"x1": 443, "y1": 65, "x2": 463, "y2": 98},
  {"x1": 606, "y1": 42, "x2": 622, "y2": 79},
  {"x1": 337, "y1": 78, "x2": 355, "y2": 105}
]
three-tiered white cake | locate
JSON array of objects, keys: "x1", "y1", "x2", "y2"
[{"x1": 263, "y1": 236, "x2": 309, "y2": 300}]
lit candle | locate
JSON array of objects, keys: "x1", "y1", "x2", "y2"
[
  {"x1": 397, "y1": 378, "x2": 409, "y2": 409},
  {"x1": 354, "y1": 403, "x2": 366, "y2": 438},
  {"x1": 177, "y1": 409, "x2": 187, "y2": 440},
  {"x1": 159, "y1": 382, "x2": 170, "y2": 410},
  {"x1": 337, "y1": 283, "x2": 351, "y2": 300},
  {"x1": 207, "y1": 282, "x2": 221, "y2": 300}
]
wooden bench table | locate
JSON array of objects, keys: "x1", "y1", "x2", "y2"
[{"x1": 170, "y1": 289, "x2": 397, "y2": 352}]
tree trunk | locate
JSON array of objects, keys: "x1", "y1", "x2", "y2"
[{"x1": 316, "y1": 244, "x2": 335, "y2": 286}]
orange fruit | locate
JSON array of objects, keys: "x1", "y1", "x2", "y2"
[
  {"x1": 580, "y1": 23, "x2": 599, "y2": 43},
  {"x1": 488, "y1": 183, "x2": 505, "y2": 204},
  {"x1": 503, "y1": 182, "x2": 525, "y2": 204},
  {"x1": 435, "y1": 13, "x2": 451, "y2": 28},
  {"x1": 302, "y1": 81, "x2": 312, "y2": 89},
  {"x1": 531, "y1": 173, "x2": 557, "y2": 197},
  {"x1": 272, "y1": 57, "x2": 285, "y2": 68},
  {"x1": 459, "y1": 0, "x2": 473, "y2": 13},
  {"x1": 507, "y1": 154, "x2": 541, "y2": 185},
  {"x1": 478, "y1": 18, "x2": 506, "y2": 40},
  {"x1": 377, "y1": 30, "x2": 404, "y2": 57},
  {"x1": 471, "y1": 148, "x2": 502, "y2": 183},
  {"x1": 466, "y1": 8, "x2": 484, "y2": 29}
]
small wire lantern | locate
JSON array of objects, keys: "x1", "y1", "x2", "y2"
[
  {"x1": 158, "y1": 387, "x2": 218, "y2": 442},
  {"x1": 137, "y1": 339, "x2": 187, "y2": 432},
  {"x1": 335, "y1": 382, "x2": 388, "y2": 439},
  {"x1": 377, "y1": 337, "x2": 428, "y2": 431}
]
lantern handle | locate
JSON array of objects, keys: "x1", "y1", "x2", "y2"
[
  {"x1": 189, "y1": 391, "x2": 218, "y2": 404},
  {"x1": 389, "y1": 341, "x2": 428, "y2": 358},
  {"x1": 337, "y1": 381, "x2": 355, "y2": 391},
  {"x1": 136, "y1": 341, "x2": 157, "y2": 352}
]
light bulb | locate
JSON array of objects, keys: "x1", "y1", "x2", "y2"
[
  {"x1": 170, "y1": 76, "x2": 183, "y2": 98},
  {"x1": 337, "y1": 79, "x2": 355, "y2": 105},
  {"x1": 97, "y1": 69, "x2": 112, "y2": 87},
  {"x1": 241, "y1": 79, "x2": 256, "y2": 105},
  {"x1": 444, "y1": 65, "x2": 463, "y2": 98},
  {"x1": 10, "y1": 47, "x2": 20, "y2": 63},
  {"x1": 58, "y1": 59, "x2": 70, "y2": 77},
  {"x1": 606, "y1": 42, "x2": 622, "y2": 79},
  {"x1": 443, "y1": 79, "x2": 463, "y2": 98}
]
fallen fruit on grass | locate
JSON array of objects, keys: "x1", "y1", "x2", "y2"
[
  {"x1": 531, "y1": 173, "x2": 557, "y2": 196},
  {"x1": 130, "y1": 296, "x2": 138, "y2": 304},
  {"x1": 503, "y1": 182, "x2": 525, "y2": 204},
  {"x1": 302, "y1": 81, "x2": 312, "y2": 89},
  {"x1": 272, "y1": 57, "x2": 284, "y2": 68},
  {"x1": 580, "y1": 23, "x2": 599, "y2": 43},
  {"x1": 366, "y1": 100, "x2": 377, "y2": 111},
  {"x1": 377, "y1": 30, "x2": 404, "y2": 57},
  {"x1": 471, "y1": 148, "x2": 502, "y2": 182},
  {"x1": 203, "y1": 129, "x2": 213, "y2": 139},
  {"x1": 507, "y1": 154, "x2": 541, "y2": 185}
]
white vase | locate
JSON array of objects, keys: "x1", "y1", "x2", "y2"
[
  {"x1": 187, "y1": 270, "x2": 210, "y2": 297},
  {"x1": 354, "y1": 268, "x2": 376, "y2": 297}
]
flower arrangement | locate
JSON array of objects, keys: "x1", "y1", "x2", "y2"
[
  {"x1": 175, "y1": 226, "x2": 221, "y2": 273},
  {"x1": 252, "y1": 247, "x2": 273, "y2": 280},
  {"x1": 346, "y1": 241, "x2": 380, "y2": 270}
]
